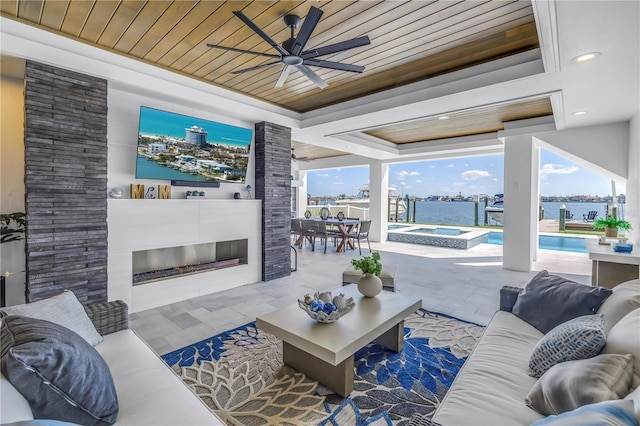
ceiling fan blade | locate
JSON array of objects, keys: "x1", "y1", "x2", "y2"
[
  {"x1": 303, "y1": 59, "x2": 365, "y2": 73},
  {"x1": 290, "y1": 6, "x2": 323, "y2": 56},
  {"x1": 231, "y1": 61, "x2": 282, "y2": 74},
  {"x1": 275, "y1": 65, "x2": 292, "y2": 88},
  {"x1": 295, "y1": 64, "x2": 328, "y2": 89},
  {"x1": 233, "y1": 10, "x2": 290, "y2": 56},
  {"x1": 206, "y1": 44, "x2": 280, "y2": 58},
  {"x1": 301, "y1": 36, "x2": 371, "y2": 59}
]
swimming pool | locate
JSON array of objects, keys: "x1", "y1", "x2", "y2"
[{"x1": 487, "y1": 232, "x2": 587, "y2": 253}]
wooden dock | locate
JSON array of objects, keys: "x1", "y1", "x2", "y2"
[{"x1": 539, "y1": 219, "x2": 598, "y2": 233}]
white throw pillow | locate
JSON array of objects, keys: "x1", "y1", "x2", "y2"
[
  {"x1": 598, "y1": 279, "x2": 640, "y2": 333},
  {"x1": 1, "y1": 290, "x2": 103, "y2": 346},
  {"x1": 526, "y1": 353, "x2": 634, "y2": 416},
  {"x1": 602, "y1": 308, "x2": 640, "y2": 389}
]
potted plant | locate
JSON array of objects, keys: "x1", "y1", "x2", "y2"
[
  {"x1": 593, "y1": 216, "x2": 632, "y2": 238},
  {"x1": 351, "y1": 252, "x2": 383, "y2": 297}
]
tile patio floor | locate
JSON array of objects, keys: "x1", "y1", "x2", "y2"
[{"x1": 130, "y1": 239, "x2": 592, "y2": 355}]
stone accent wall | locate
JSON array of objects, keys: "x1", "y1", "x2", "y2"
[
  {"x1": 254, "y1": 122, "x2": 291, "y2": 281},
  {"x1": 24, "y1": 61, "x2": 108, "y2": 304}
]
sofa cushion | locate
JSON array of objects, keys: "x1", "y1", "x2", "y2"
[
  {"x1": 1, "y1": 316, "x2": 118, "y2": 426},
  {"x1": 530, "y1": 399, "x2": 638, "y2": 426},
  {"x1": 598, "y1": 279, "x2": 640, "y2": 333},
  {"x1": 433, "y1": 311, "x2": 545, "y2": 425},
  {"x1": 602, "y1": 307, "x2": 640, "y2": 389},
  {"x1": 95, "y1": 329, "x2": 221, "y2": 425},
  {"x1": 1, "y1": 290, "x2": 103, "y2": 346},
  {"x1": 526, "y1": 353, "x2": 634, "y2": 416},
  {"x1": 528, "y1": 314, "x2": 606, "y2": 378},
  {"x1": 512, "y1": 270, "x2": 612, "y2": 334}
]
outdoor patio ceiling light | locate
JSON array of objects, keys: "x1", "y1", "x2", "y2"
[
  {"x1": 573, "y1": 111, "x2": 588, "y2": 116},
  {"x1": 438, "y1": 115, "x2": 450, "y2": 120},
  {"x1": 571, "y1": 52, "x2": 601, "y2": 63}
]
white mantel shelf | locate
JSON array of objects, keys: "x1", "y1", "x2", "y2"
[{"x1": 107, "y1": 199, "x2": 262, "y2": 312}]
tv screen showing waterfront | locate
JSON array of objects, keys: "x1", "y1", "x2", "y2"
[{"x1": 135, "y1": 106, "x2": 253, "y2": 184}]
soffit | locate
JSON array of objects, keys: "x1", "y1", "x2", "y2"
[
  {"x1": 365, "y1": 97, "x2": 554, "y2": 143},
  {"x1": 1, "y1": 0, "x2": 539, "y2": 114}
]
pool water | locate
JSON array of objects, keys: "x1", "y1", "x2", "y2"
[{"x1": 488, "y1": 232, "x2": 587, "y2": 253}]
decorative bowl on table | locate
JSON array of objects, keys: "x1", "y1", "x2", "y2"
[
  {"x1": 613, "y1": 243, "x2": 633, "y2": 253},
  {"x1": 298, "y1": 291, "x2": 355, "y2": 323}
]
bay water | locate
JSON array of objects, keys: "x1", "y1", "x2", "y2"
[{"x1": 404, "y1": 201, "x2": 615, "y2": 226}]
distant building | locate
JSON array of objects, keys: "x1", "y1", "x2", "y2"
[
  {"x1": 148, "y1": 143, "x2": 168, "y2": 154},
  {"x1": 185, "y1": 126, "x2": 207, "y2": 145}
]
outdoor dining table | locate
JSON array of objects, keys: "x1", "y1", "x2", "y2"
[{"x1": 324, "y1": 218, "x2": 360, "y2": 253}]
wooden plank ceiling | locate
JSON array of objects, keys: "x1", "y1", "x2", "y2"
[
  {"x1": 2, "y1": 0, "x2": 539, "y2": 112},
  {"x1": 2, "y1": 0, "x2": 552, "y2": 160}
]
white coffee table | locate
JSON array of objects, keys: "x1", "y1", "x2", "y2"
[{"x1": 256, "y1": 284, "x2": 422, "y2": 396}]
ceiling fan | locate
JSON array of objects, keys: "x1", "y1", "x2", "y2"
[{"x1": 206, "y1": 6, "x2": 370, "y2": 89}]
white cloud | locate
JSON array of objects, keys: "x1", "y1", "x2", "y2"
[
  {"x1": 453, "y1": 182, "x2": 466, "y2": 187},
  {"x1": 462, "y1": 170, "x2": 492, "y2": 180},
  {"x1": 317, "y1": 173, "x2": 330, "y2": 177},
  {"x1": 429, "y1": 165, "x2": 436, "y2": 169},
  {"x1": 448, "y1": 164, "x2": 455, "y2": 168},
  {"x1": 416, "y1": 179, "x2": 423, "y2": 183},
  {"x1": 397, "y1": 170, "x2": 419, "y2": 180},
  {"x1": 540, "y1": 163, "x2": 579, "y2": 179}
]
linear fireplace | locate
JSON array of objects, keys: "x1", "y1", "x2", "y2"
[{"x1": 132, "y1": 239, "x2": 248, "y2": 285}]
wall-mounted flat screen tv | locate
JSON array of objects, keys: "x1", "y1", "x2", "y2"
[{"x1": 136, "y1": 106, "x2": 253, "y2": 184}]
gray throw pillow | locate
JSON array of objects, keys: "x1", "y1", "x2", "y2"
[
  {"x1": 512, "y1": 270, "x2": 612, "y2": 333},
  {"x1": 526, "y1": 353, "x2": 634, "y2": 416},
  {"x1": 1, "y1": 290, "x2": 103, "y2": 346},
  {"x1": 1, "y1": 315, "x2": 118, "y2": 426},
  {"x1": 528, "y1": 314, "x2": 606, "y2": 378}
]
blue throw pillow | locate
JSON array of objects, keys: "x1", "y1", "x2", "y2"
[
  {"x1": 1, "y1": 315, "x2": 118, "y2": 426},
  {"x1": 531, "y1": 399, "x2": 638, "y2": 426},
  {"x1": 512, "y1": 270, "x2": 612, "y2": 333},
  {"x1": 529, "y1": 314, "x2": 606, "y2": 378}
]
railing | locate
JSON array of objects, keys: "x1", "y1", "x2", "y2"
[{"x1": 301, "y1": 205, "x2": 370, "y2": 221}]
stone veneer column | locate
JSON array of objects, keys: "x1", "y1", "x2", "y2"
[
  {"x1": 24, "y1": 61, "x2": 108, "y2": 304},
  {"x1": 254, "y1": 122, "x2": 291, "y2": 281}
]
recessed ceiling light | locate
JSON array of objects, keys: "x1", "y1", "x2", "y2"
[
  {"x1": 573, "y1": 111, "x2": 587, "y2": 116},
  {"x1": 572, "y1": 52, "x2": 601, "y2": 63},
  {"x1": 438, "y1": 116, "x2": 450, "y2": 120}
]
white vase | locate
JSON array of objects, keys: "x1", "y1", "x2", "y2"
[{"x1": 358, "y1": 273, "x2": 383, "y2": 297}]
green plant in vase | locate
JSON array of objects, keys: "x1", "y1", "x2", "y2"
[
  {"x1": 593, "y1": 216, "x2": 632, "y2": 238},
  {"x1": 351, "y1": 251, "x2": 382, "y2": 276},
  {"x1": 351, "y1": 252, "x2": 383, "y2": 297}
]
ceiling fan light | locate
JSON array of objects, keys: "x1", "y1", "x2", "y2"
[{"x1": 572, "y1": 52, "x2": 601, "y2": 63}]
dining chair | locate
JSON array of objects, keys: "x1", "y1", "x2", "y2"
[
  {"x1": 345, "y1": 220, "x2": 372, "y2": 255},
  {"x1": 311, "y1": 220, "x2": 330, "y2": 253},
  {"x1": 290, "y1": 218, "x2": 303, "y2": 246},
  {"x1": 300, "y1": 220, "x2": 316, "y2": 249}
]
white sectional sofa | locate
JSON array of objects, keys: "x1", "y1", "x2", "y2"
[
  {"x1": 1, "y1": 291, "x2": 224, "y2": 425},
  {"x1": 431, "y1": 277, "x2": 640, "y2": 426}
]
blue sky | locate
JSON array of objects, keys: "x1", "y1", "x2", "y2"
[{"x1": 306, "y1": 148, "x2": 626, "y2": 198}]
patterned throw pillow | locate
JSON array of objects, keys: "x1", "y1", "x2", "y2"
[
  {"x1": 531, "y1": 399, "x2": 638, "y2": 426},
  {"x1": 526, "y1": 353, "x2": 634, "y2": 416},
  {"x1": 529, "y1": 314, "x2": 606, "y2": 378}
]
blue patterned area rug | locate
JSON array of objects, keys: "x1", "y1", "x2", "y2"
[{"x1": 162, "y1": 309, "x2": 484, "y2": 426}]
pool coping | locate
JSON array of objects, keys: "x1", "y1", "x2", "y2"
[{"x1": 387, "y1": 225, "x2": 490, "y2": 249}]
